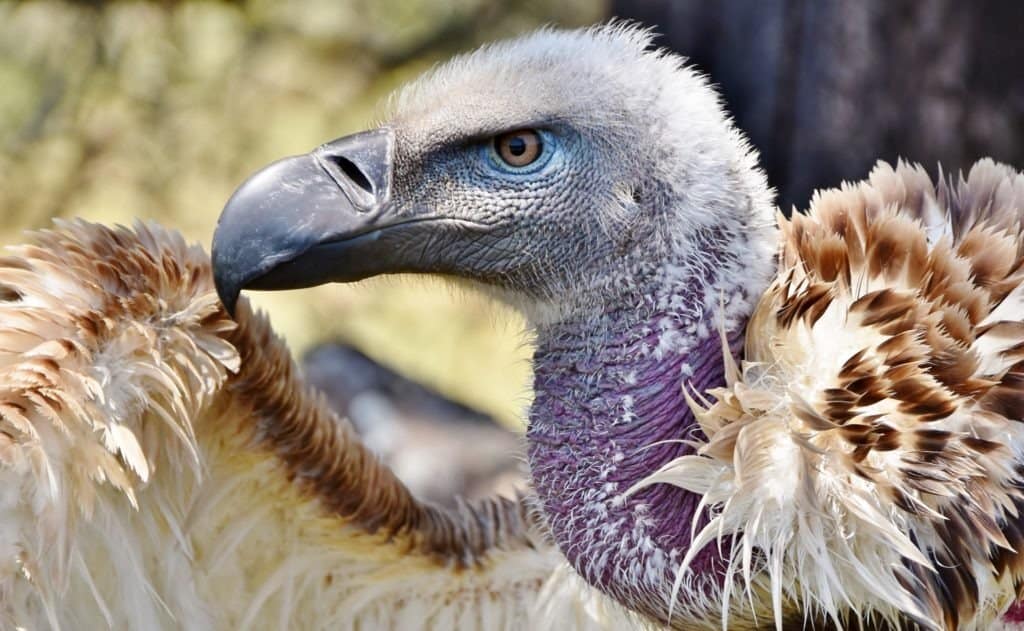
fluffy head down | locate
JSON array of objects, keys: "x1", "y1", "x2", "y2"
[
  {"x1": 635, "y1": 160, "x2": 1024, "y2": 630},
  {"x1": 384, "y1": 23, "x2": 775, "y2": 326}
]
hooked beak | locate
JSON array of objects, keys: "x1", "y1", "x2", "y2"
[{"x1": 211, "y1": 128, "x2": 490, "y2": 315}]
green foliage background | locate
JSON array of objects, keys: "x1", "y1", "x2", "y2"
[{"x1": 0, "y1": 0, "x2": 609, "y2": 426}]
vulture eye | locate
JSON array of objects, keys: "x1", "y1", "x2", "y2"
[{"x1": 493, "y1": 130, "x2": 543, "y2": 168}]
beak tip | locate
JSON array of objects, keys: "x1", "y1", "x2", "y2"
[
  {"x1": 214, "y1": 276, "x2": 241, "y2": 319},
  {"x1": 210, "y1": 129, "x2": 397, "y2": 311},
  {"x1": 211, "y1": 243, "x2": 241, "y2": 318},
  {"x1": 222, "y1": 296, "x2": 239, "y2": 319}
]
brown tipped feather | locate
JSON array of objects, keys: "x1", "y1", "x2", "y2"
[{"x1": 645, "y1": 160, "x2": 1024, "y2": 631}]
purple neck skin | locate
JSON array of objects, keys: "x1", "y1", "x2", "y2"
[{"x1": 527, "y1": 286, "x2": 745, "y2": 623}]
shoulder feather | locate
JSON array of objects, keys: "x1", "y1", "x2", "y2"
[{"x1": 636, "y1": 160, "x2": 1024, "y2": 630}]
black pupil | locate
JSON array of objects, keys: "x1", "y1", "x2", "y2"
[{"x1": 507, "y1": 136, "x2": 527, "y2": 156}]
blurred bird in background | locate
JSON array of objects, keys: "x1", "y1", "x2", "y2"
[{"x1": 302, "y1": 342, "x2": 523, "y2": 505}]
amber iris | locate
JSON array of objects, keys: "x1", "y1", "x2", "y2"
[{"x1": 494, "y1": 130, "x2": 543, "y2": 167}]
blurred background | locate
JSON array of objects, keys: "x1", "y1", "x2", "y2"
[
  {"x1": 622, "y1": 0, "x2": 1024, "y2": 212},
  {"x1": 2, "y1": 0, "x2": 1022, "y2": 501}
]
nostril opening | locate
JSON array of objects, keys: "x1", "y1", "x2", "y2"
[{"x1": 325, "y1": 155, "x2": 374, "y2": 195}]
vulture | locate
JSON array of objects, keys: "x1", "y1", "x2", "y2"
[{"x1": 3, "y1": 23, "x2": 1024, "y2": 631}]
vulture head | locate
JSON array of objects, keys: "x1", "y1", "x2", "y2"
[
  {"x1": 214, "y1": 25, "x2": 776, "y2": 626},
  {"x1": 213, "y1": 24, "x2": 1024, "y2": 630},
  {"x1": 212, "y1": 25, "x2": 775, "y2": 325}
]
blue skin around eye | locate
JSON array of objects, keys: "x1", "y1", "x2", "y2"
[{"x1": 483, "y1": 130, "x2": 560, "y2": 177}]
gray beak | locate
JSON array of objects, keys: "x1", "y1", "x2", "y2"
[
  {"x1": 212, "y1": 127, "x2": 504, "y2": 316},
  {"x1": 212, "y1": 128, "x2": 396, "y2": 314}
]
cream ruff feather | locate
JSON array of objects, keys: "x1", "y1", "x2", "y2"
[{"x1": 634, "y1": 160, "x2": 1024, "y2": 630}]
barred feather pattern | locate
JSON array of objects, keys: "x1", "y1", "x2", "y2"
[
  {"x1": 633, "y1": 159, "x2": 1024, "y2": 630},
  {"x1": 0, "y1": 220, "x2": 621, "y2": 630}
]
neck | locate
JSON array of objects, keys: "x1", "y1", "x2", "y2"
[
  {"x1": 223, "y1": 303, "x2": 539, "y2": 563},
  {"x1": 526, "y1": 266, "x2": 753, "y2": 624}
]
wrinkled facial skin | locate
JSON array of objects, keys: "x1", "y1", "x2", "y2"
[
  {"x1": 212, "y1": 111, "x2": 662, "y2": 319},
  {"x1": 384, "y1": 117, "x2": 656, "y2": 309}
]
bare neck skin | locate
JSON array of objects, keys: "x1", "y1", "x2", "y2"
[{"x1": 526, "y1": 256, "x2": 755, "y2": 624}]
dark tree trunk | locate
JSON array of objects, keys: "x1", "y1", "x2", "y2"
[{"x1": 613, "y1": 0, "x2": 1024, "y2": 212}]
